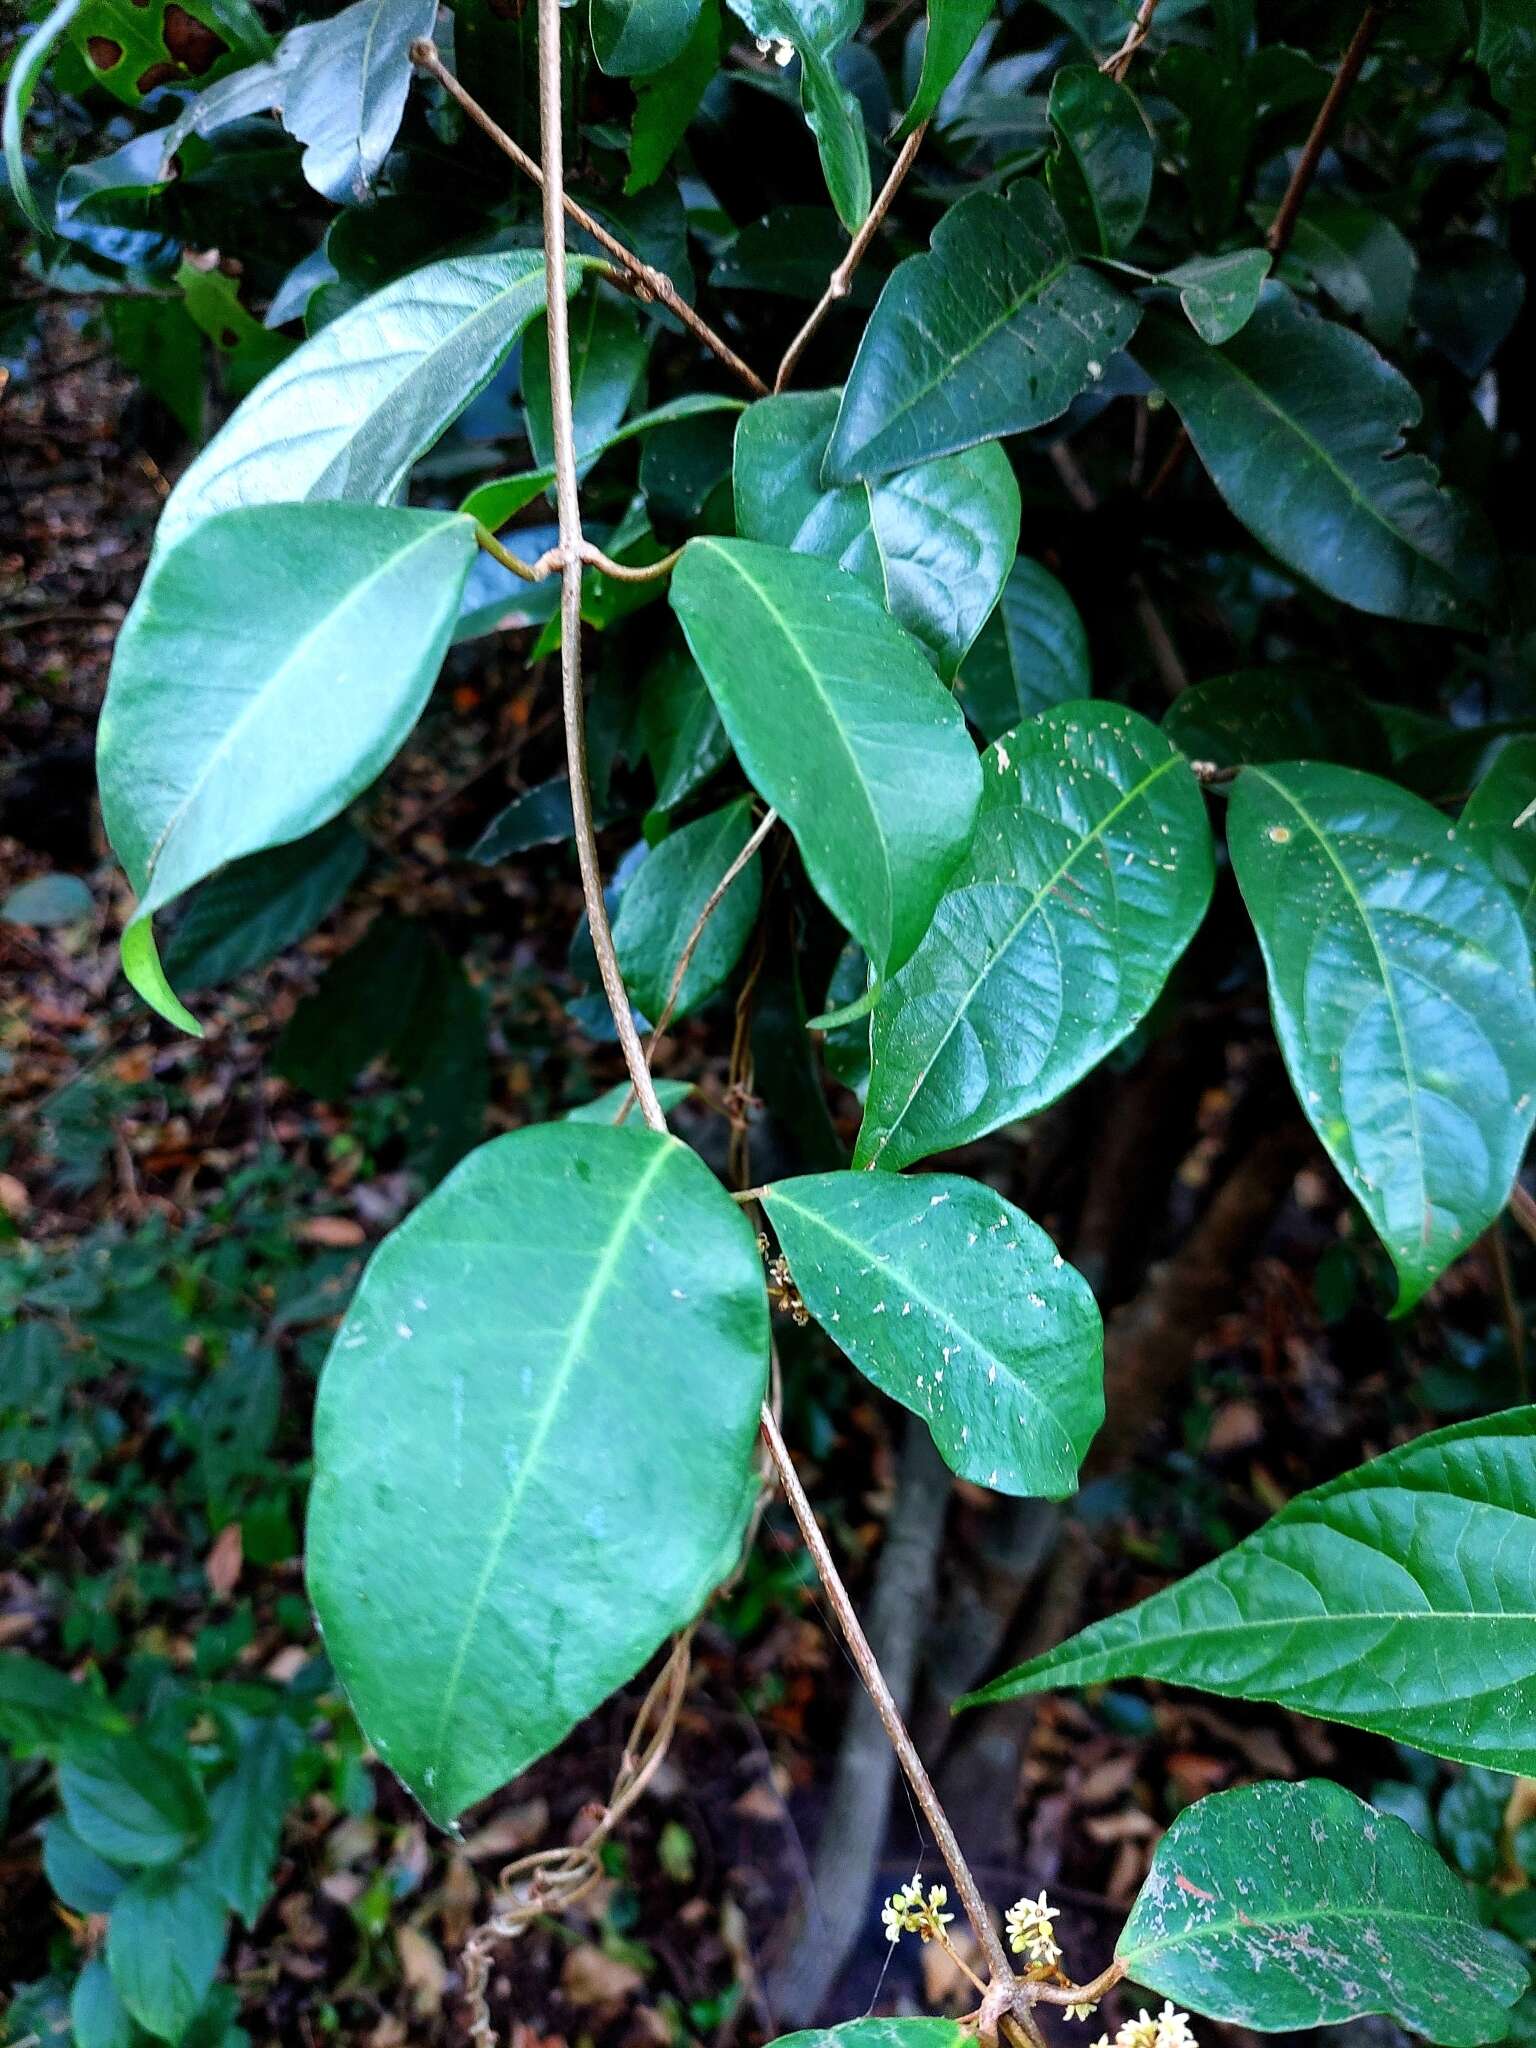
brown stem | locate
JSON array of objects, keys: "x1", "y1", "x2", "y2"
[
  {"x1": 1101, "y1": 0, "x2": 1159, "y2": 81},
  {"x1": 1029, "y1": 1959, "x2": 1128, "y2": 2008},
  {"x1": 774, "y1": 122, "x2": 928, "y2": 392},
  {"x1": 1265, "y1": 5, "x2": 1383, "y2": 259},
  {"x1": 535, "y1": 0, "x2": 667, "y2": 1136},
  {"x1": 1510, "y1": 1181, "x2": 1536, "y2": 1249},
  {"x1": 758, "y1": 1402, "x2": 1015, "y2": 1992},
  {"x1": 413, "y1": 38, "x2": 768, "y2": 397}
]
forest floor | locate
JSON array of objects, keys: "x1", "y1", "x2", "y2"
[{"x1": 3, "y1": 314, "x2": 1523, "y2": 2048}]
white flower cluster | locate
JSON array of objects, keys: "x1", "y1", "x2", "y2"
[
  {"x1": 752, "y1": 32, "x2": 795, "y2": 64},
  {"x1": 881, "y1": 1873, "x2": 955, "y2": 1945},
  {"x1": 1093, "y1": 2004, "x2": 1198, "y2": 2048},
  {"x1": 1004, "y1": 1890, "x2": 1061, "y2": 1967}
]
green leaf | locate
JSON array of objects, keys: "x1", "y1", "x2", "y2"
[
  {"x1": 1228, "y1": 762, "x2": 1536, "y2": 1311},
  {"x1": 176, "y1": 258, "x2": 293, "y2": 403},
  {"x1": 564, "y1": 1079, "x2": 695, "y2": 1122},
  {"x1": 711, "y1": 206, "x2": 887, "y2": 304},
  {"x1": 59, "y1": 1733, "x2": 209, "y2": 1869},
  {"x1": 613, "y1": 799, "x2": 764, "y2": 1021},
  {"x1": 154, "y1": 48, "x2": 294, "y2": 165},
  {"x1": 467, "y1": 778, "x2": 574, "y2": 861},
  {"x1": 626, "y1": 0, "x2": 720, "y2": 192},
  {"x1": 42, "y1": 1817, "x2": 129, "y2": 1914},
  {"x1": 1162, "y1": 670, "x2": 1389, "y2": 772},
  {"x1": 1477, "y1": 0, "x2": 1535, "y2": 113},
  {"x1": 953, "y1": 557, "x2": 1089, "y2": 740},
  {"x1": 733, "y1": 390, "x2": 1020, "y2": 681},
  {"x1": 1118, "y1": 1779, "x2": 1526, "y2": 2044},
  {"x1": 70, "y1": 0, "x2": 263, "y2": 106},
  {"x1": 157, "y1": 251, "x2": 574, "y2": 555},
  {"x1": 3, "y1": 0, "x2": 81, "y2": 236},
  {"x1": 1461, "y1": 737, "x2": 1536, "y2": 949},
  {"x1": 306, "y1": 1122, "x2": 769, "y2": 1826},
  {"x1": 640, "y1": 648, "x2": 730, "y2": 813},
  {"x1": 104, "y1": 297, "x2": 206, "y2": 442},
  {"x1": 857, "y1": 704, "x2": 1213, "y2": 1171},
  {"x1": 762, "y1": 1171, "x2": 1101, "y2": 1495},
  {"x1": 107, "y1": 1865, "x2": 228, "y2": 2043},
  {"x1": 1132, "y1": 285, "x2": 1498, "y2": 627},
  {"x1": 769, "y1": 2026, "x2": 971, "y2": 2048},
  {"x1": 826, "y1": 182, "x2": 1139, "y2": 482},
  {"x1": 896, "y1": 0, "x2": 992, "y2": 137},
  {"x1": 523, "y1": 286, "x2": 649, "y2": 478},
  {"x1": 97, "y1": 504, "x2": 476, "y2": 1030},
  {"x1": 1, "y1": 872, "x2": 93, "y2": 926},
  {"x1": 592, "y1": 0, "x2": 700, "y2": 76},
  {"x1": 71, "y1": 1957, "x2": 145, "y2": 2048},
  {"x1": 670, "y1": 537, "x2": 982, "y2": 980},
  {"x1": 163, "y1": 820, "x2": 369, "y2": 994},
  {"x1": 1282, "y1": 198, "x2": 1417, "y2": 348},
  {"x1": 204, "y1": 1717, "x2": 301, "y2": 1927},
  {"x1": 1046, "y1": 65, "x2": 1153, "y2": 255},
  {"x1": 274, "y1": 0, "x2": 435, "y2": 201},
  {"x1": 962, "y1": 1406, "x2": 1536, "y2": 1772},
  {"x1": 1162, "y1": 249, "x2": 1270, "y2": 345},
  {"x1": 734, "y1": 0, "x2": 869, "y2": 229}
]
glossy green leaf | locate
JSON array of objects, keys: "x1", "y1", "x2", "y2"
[
  {"x1": 277, "y1": 0, "x2": 434, "y2": 202},
  {"x1": 897, "y1": 0, "x2": 992, "y2": 137},
  {"x1": 1133, "y1": 285, "x2": 1498, "y2": 626},
  {"x1": 158, "y1": 251, "x2": 574, "y2": 554},
  {"x1": 59, "y1": 1732, "x2": 209, "y2": 1869},
  {"x1": 857, "y1": 704, "x2": 1213, "y2": 1171},
  {"x1": 107, "y1": 1864, "x2": 228, "y2": 2042},
  {"x1": 762, "y1": 1171, "x2": 1102, "y2": 1495},
  {"x1": 523, "y1": 286, "x2": 648, "y2": 477},
  {"x1": 467, "y1": 778, "x2": 574, "y2": 860},
  {"x1": 711, "y1": 206, "x2": 886, "y2": 304},
  {"x1": 307, "y1": 1122, "x2": 769, "y2": 1825},
  {"x1": 104, "y1": 297, "x2": 206, "y2": 441},
  {"x1": 176, "y1": 258, "x2": 292, "y2": 403},
  {"x1": 71, "y1": 0, "x2": 263, "y2": 106},
  {"x1": 1162, "y1": 249, "x2": 1270, "y2": 345},
  {"x1": 204, "y1": 1718, "x2": 301, "y2": 1927},
  {"x1": 640, "y1": 648, "x2": 731, "y2": 812},
  {"x1": 1119, "y1": 1779, "x2": 1526, "y2": 2043},
  {"x1": 1229, "y1": 762, "x2": 1536, "y2": 1310},
  {"x1": 770, "y1": 2025, "x2": 971, "y2": 2048},
  {"x1": 826, "y1": 182, "x2": 1139, "y2": 482},
  {"x1": 670, "y1": 537, "x2": 982, "y2": 980},
  {"x1": 734, "y1": 390, "x2": 1019, "y2": 681},
  {"x1": 564, "y1": 1079, "x2": 695, "y2": 1122},
  {"x1": 626, "y1": 0, "x2": 719, "y2": 191},
  {"x1": 592, "y1": 0, "x2": 700, "y2": 75},
  {"x1": 613, "y1": 799, "x2": 763, "y2": 1020},
  {"x1": 1046, "y1": 65, "x2": 1153, "y2": 255},
  {"x1": 1162, "y1": 670, "x2": 1388, "y2": 772},
  {"x1": 98, "y1": 504, "x2": 475, "y2": 1031},
  {"x1": 4, "y1": 0, "x2": 82, "y2": 236},
  {"x1": 1283, "y1": 198, "x2": 1417, "y2": 348},
  {"x1": 1461, "y1": 737, "x2": 1536, "y2": 948},
  {"x1": 163, "y1": 820, "x2": 369, "y2": 994},
  {"x1": 71, "y1": 1958, "x2": 143, "y2": 2048},
  {"x1": 963, "y1": 1406, "x2": 1536, "y2": 1773},
  {"x1": 953, "y1": 557, "x2": 1089, "y2": 740},
  {"x1": 735, "y1": 0, "x2": 869, "y2": 229},
  {"x1": 154, "y1": 48, "x2": 294, "y2": 165}
]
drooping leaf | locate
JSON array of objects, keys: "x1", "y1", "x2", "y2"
[
  {"x1": 1228, "y1": 762, "x2": 1536, "y2": 1310},
  {"x1": 59, "y1": 1732, "x2": 209, "y2": 1869},
  {"x1": 963, "y1": 1406, "x2": 1536, "y2": 1773},
  {"x1": 762, "y1": 1171, "x2": 1102, "y2": 1495},
  {"x1": 670, "y1": 537, "x2": 982, "y2": 980},
  {"x1": 953, "y1": 557, "x2": 1089, "y2": 740},
  {"x1": 1133, "y1": 285, "x2": 1499, "y2": 626},
  {"x1": 592, "y1": 0, "x2": 701, "y2": 76},
  {"x1": 163, "y1": 820, "x2": 370, "y2": 993},
  {"x1": 1118, "y1": 1779, "x2": 1526, "y2": 2044},
  {"x1": 1282, "y1": 198, "x2": 1417, "y2": 348},
  {"x1": 639, "y1": 648, "x2": 731, "y2": 813},
  {"x1": 826, "y1": 182, "x2": 1139, "y2": 481},
  {"x1": 157, "y1": 251, "x2": 575, "y2": 554},
  {"x1": 1162, "y1": 670, "x2": 1389, "y2": 772},
  {"x1": 1162, "y1": 249, "x2": 1270, "y2": 345},
  {"x1": 306, "y1": 1123, "x2": 769, "y2": 1825},
  {"x1": 107, "y1": 1864, "x2": 228, "y2": 2042},
  {"x1": 523, "y1": 286, "x2": 649, "y2": 477},
  {"x1": 897, "y1": 0, "x2": 993, "y2": 137},
  {"x1": 154, "y1": 47, "x2": 293, "y2": 165},
  {"x1": 733, "y1": 390, "x2": 1020, "y2": 681},
  {"x1": 626, "y1": 0, "x2": 720, "y2": 191},
  {"x1": 857, "y1": 704, "x2": 1213, "y2": 1171},
  {"x1": 733, "y1": 0, "x2": 869, "y2": 229},
  {"x1": 273, "y1": 0, "x2": 434, "y2": 201},
  {"x1": 613, "y1": 799, "x2": 764, "y2": 1020},
  {"x1": 204, "y1": 1717, "x2": 301, "y2": 1927},
  {"x1": 98, "y1": 503, "x2": 476, "y2": 1031},
  {"x1": 1461, "y1": 737, "x2": 1536, "y2": 948},
  {"x1": 1046, "y1": 64, "x2": 1153, "y2": 255},
  {"x1": 4, "y1": 0, "x2": 83, "y2": 236}
]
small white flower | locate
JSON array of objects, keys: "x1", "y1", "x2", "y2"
[
  {"x1": 1064, "y1": 2004, "x2": 1098, "y2": 2024},
  {"x1": 1004, "y1": 1888, "x2": 1062, "y2": 1959},
  {"x1": 1152, "y1": 2004, "x2": 1196, "y2": 2048}
]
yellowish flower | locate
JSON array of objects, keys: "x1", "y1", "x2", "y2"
[{"x1": 1064, "y1": 2004, "x2": 1098, "y2": 2024}]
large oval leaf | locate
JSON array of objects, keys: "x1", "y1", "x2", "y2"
[
  {"x1": 278, "y1": 0, "x2": 435, "y2": 202},
  {"x1": 762, "y1": 1171, "x2": 1102, "y2": 1496},
  {"x1": 1162, "y1": 669, "x2": 1389, "y2": 772},
  {"x1": 961, "y1": 1406, "x2": 1536, "y2": 1773},
  {"x1": 1229, "y1": 761, "x2": 1536, "y2": 1311},
  {"x1": 1119, "y1": 1779, "x2": 1526, "y2": 2044},
  {"x1": 592, "y1": 0, "x2": 701, "y2": 75},
  {"x1": 1462, "y1": 735, "x2": 1536, "y2": 948},
  {"x1": 98, "y1": 502, "x2": 476, "y2": 1031},
  {"x1": 1046, "y1": 65, "x2": 1152, "y2": 256},
  {"x1": 953, "y1": 556, "x2": 1090, "y2": 740},
  {"x1": 613, "y1": 797, "x2": 764, "y2": 1020},
  {"x1": 825, "y1": 182, "x2": 1139, "y2": 483},
  {"x1": 106, "y1": 1865, "x2": 227, "y2": 2043},
  {"x1": 306, "y1": 1122, "x2": 769, "y2": 1827},
  {"x1": 1133, "y1": 285, "x2": 1498, "y2": 626},
  {"x1": 734, "y1": 390, "x2": 1019, "y2": 682},
  {"x1": 856, "y1": 704, "x2": 1214, "y2": 1170},
  {"x1": 670, "y1": 537, "x2": 982, "y2": 980},
  {"x1": 157, "y1": 252, "x2": 575, "y2": 553}
]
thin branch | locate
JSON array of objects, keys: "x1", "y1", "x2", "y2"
[
  {"x1": 1510, "y1": 1182, "x2": 1536, "y2": 1249},
  {"x1": 584, "y1": 540, "x2": 684, "y2": 582},
  {"x1": 477, "y1": 525, "x2": 683, "y2": 587},
  {"x1": 757, "y1": 1403, "x2": 1016, "y2": 1994},
  {"x1": 535, "y1": 0, "x2": 667, "y2": 1137},
  {"x1": 1265, "y1": 4, "x2": 1384, "y2": 259},
  {"x1": 412, "y1": 39, "x2": 767, "y2": 397},
  {"x1": 1101, "y1": 0, "x2": 1159, "y2": 82},
  {"x1": 1030, "y1": 1959, "x2": 1128, "y2": 2008},
  {"x1": 775, "y1": 123, "x2": 927, "y2": 392},
  {"x1": 475, "y1": 524, "x2": 561, "y2": 583}
]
